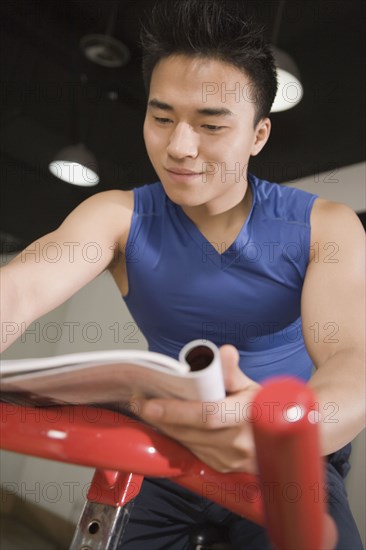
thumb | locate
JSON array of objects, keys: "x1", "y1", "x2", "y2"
[{"x1": 219, "y1": 345, "x2": 257, "y2": 393}]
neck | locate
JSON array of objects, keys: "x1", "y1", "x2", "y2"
[{"x1": 182, "y1": 180, "x2": 252, "y2": 234}]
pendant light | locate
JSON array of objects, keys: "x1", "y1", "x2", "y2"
[
  {"x1": 49, "y1": 1, "x2": 130, "y2": 187},
  {"x1": 270, "y1": 1, "x2": 303, "y2": 112},
  {"x1": 48, "y1": 72, "x2": 100, "y2": 187},
  {"x1": 49, "y1": 143, "x2": 99, "y2": 186}
]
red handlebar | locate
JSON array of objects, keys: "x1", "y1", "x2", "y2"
[{"x1": 252, "y1": 376, "x2": 337, "y2": 549}]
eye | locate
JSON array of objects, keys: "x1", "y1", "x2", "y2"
[
  {"x1": 154, "y1": 117, "x2": 173, "y2": 125},
  {"x1": 202, "y1": 125, "x2": 224, "y2": 132}
]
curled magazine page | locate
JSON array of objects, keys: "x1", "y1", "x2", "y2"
[{"x1": 0, "y1": 340, "x2": 225, "y2": 406}]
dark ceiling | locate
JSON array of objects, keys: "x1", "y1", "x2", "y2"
[{"x1": 1, "y1": 0, "x2": 365, "y2": 252}]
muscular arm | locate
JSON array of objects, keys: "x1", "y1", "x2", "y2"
[
  {"x1": 302, "y1": 199, "x2": 365, "y2": 455},
  {"x1": 1, "y1": 190, "x2": 133, "y2": 352},
  {"x1": 134, "y1": 198, "x2": 365, "y2": 473}
]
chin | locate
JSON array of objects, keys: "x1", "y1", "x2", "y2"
[
  {"x1": 158, "y1": 179, "x2": 206, "y2": 207},
  {"x1": 164, "y1": 189, "x2": 206, "y2": 208}
]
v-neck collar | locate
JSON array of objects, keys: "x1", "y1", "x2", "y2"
[{"x1": 172, "y1": 174, "x2": 256, "y2": 269}]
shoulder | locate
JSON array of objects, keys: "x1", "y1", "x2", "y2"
[
  {"x1": 251, "y1": 175, "x2": 317, "y2": 224},
  {"x1": 82, "y1": 189, "x2": 134, "y2": 211},
  {"x1": 71, "y1": 188, "x2": 134, "y2": 224},
  {"x1": 131, "y1": 181, "x2": 166, "y2": 214},
  {"x1": 87, "y1": 183, "x2": 164, "y2": 214},
  {"x1": 57, "y1": 189, "x2": 135, "y2": 254},
  {"x1": 309, "y1": 198, "x2": 365, "y2": 263},
  {"x1": 310, "y1": 197, "x2": 364, "y2": 241}
]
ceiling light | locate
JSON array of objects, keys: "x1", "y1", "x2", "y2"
[
  {"x1": 80, "y1": 2, "x2": 130, "y2": 69},
  {"x1": 80, "y1": 34, "x2": 130, "y2": 68},
  {"x1": 271, "y1": 47, "x2": 303, "y2": 113},
  {"x1": 49, "y1": 143, "x2": 99, "y2": 187}
]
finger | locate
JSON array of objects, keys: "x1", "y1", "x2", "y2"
[
  {"x1": 151, "y1": 426, "x2": 258, "y2": 474},
  {"x1": 145, "y1": 395, "x2": 247, "y2": 430},
  {"x1": 220, "y1": 345, "x2": 257, "y2": 393},
  {"x1": 135, "y1": 397, "x2": 217, "y2": 426}
]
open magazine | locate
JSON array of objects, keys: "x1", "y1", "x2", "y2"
[{"x1": 0, "y1": 340, "x2": 225, "y2": 408}]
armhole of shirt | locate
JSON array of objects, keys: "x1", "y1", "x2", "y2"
[
  {"x1": 124, "y1": 186, "x2": 139, "y2": 252},
  {"x1": 303, "y1": 193, "x2": 319, "y2": 267}
]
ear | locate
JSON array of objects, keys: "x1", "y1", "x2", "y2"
[{"x1": 250, "y1": 117, "x2": 271, "y2": 157}]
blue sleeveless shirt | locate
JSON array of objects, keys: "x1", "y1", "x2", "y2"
[{"x1": 123, "y1": 173, "x2": 318, "y2": 383}]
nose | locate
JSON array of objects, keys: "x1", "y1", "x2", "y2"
[{"x1": 167, "y1": 122, "x2": 199, "y2": 159}]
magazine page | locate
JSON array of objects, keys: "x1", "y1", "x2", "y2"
[
  {"x1": 0, "y1": 340, "x2": 225, "y2": 404},
  {"x1": 0, "y1": 349, "x2": 187, "y2": 376}
]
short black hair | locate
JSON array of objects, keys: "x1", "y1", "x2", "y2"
[{"x1": 140, "y1": 0, "x2": 278, "y2": 128}]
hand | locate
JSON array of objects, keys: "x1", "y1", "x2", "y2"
[{"x1": 134, "y1": 345, "x2": 261, "y2": 473}]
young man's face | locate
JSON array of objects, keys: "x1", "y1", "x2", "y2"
[{"x1": 143, "y1": 54, "x2": 270, "y2": 213}]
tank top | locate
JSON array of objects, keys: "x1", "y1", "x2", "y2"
[{"x1": 123, "y1": 173, "x2": 318, "y2": 383}]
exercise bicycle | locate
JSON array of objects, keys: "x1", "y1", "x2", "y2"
[{"x1": 0, "y1": 377, "x2": 337, "y2": 549}]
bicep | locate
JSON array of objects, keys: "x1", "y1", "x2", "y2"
[
  {"x1": 3, "y1": 190, "x2": 133, "y2": 324},
  {"x1": 301, "y1": 201, "x2": 365, "y2": 367}
]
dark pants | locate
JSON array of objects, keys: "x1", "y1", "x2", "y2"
[{"x1": 118, "y1": 444, "x2": 363, "y2": 549}]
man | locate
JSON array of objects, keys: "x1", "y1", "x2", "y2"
[{"x1": 1, "y1": 0, "x2": 364, "y2": 548}]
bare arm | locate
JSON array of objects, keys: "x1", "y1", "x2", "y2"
[
  {"x1": 133, "y1": 199, "x2": 366, "y2": 473},
  {"x1": 302, "y1": 199, "x2": 365, "y2": 455},
  {"x1": 1, "y1": 190, "x2": 133, "y2": 352}
]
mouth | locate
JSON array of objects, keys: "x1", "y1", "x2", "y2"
[{"x1": 166, "y1": 168, "x2": 203, "y2": 176}]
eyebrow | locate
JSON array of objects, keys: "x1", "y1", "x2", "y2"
[{"x1": 148, "y1": 99, "x2": 234, "y2": 117}]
